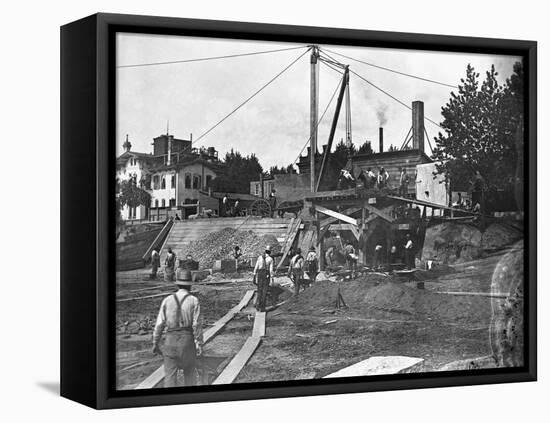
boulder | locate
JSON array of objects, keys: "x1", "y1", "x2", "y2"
[
  {"x1": 489, "y1": 240, "x2": 524, "y2": 367},
  {"x1": 481, "y1": 223, "x2": 522, "y2": 251},
  {"x1": 422, "y1": 223, "x2": 482, "y2": 264}
]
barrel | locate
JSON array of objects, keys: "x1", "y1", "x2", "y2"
[{"x1": 176, "y1": 268, "x2": 192, "y2": 281}]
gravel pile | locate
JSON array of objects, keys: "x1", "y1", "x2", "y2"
[{"x1": 179, "y1": 227, "x2": 281, "y2": 269}]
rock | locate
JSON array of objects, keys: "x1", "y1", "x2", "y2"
[
  {"x1": 481, "y1": 223, "x2": 522, "y2": 251},
  {"x1": 489, "y1": 240, "x2": 524, "y2": 367},
  {"x1": 422, "y1": 223, "x2": 483, "y2": 264}
]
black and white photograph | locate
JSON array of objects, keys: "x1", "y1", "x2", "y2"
[{"x1": 114, "y1": 31, "x2": 527, "y2": 391}]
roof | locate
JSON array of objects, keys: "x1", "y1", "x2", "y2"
[{"x1": 148, "y1": 157, "x2": 222, "y2": 174}]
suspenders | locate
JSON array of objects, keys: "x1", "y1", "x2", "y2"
[{"x1": 163, "y1": 293, "x2": 191, "y2": 329}]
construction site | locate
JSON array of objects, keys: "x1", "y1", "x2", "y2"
[{"x1": 115, "y1": 44, "x2": 525, "y2": 390}]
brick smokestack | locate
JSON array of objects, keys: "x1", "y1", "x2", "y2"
[
  {"x1": 379, "y1": 127, "x2": 384, "y2": 153},
  {"x1": 412, "y1": 101, "x2": 425, "y2": 153}
]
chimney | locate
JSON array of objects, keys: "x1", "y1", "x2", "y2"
[
  {"x1": 167, "y1": 134, "x2": 173, "y2": 165},
  {"x1": 123, "y1": 134, "x2": 132, "y2": 152},
  {"x1": 379, "y1": 127, "x2": 384, "y2": 153},
  {"x1": 412, "y1": 101, "x2": 425, "y2": 153}
]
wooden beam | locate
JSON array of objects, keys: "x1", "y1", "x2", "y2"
[
  {"x1": 320, "y1": 206, "x2": 361, "y2": 227},
  {"x1": 134, "y1": 289, "x2": 255, "y2": 390},
  {"x1": 212, "y1": 336, "x2": 262, "y2": 385},
  {"x1": 315, "y1": 205, "x2": 358, "y2": 226},
  {"x1": 316, "y1": 224, "x2": 331, "y2": 246},
  {"x1": 275, "y1": 218, "x2": 302, "y2": 272},
  {"x1": 363, "y1": 204, "x2": 395, "y2": 223},
  {"x1": 324, "y1": 356, "x2": 424, "y2": 378}
]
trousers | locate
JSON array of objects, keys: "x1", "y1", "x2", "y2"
[
  {"x1": 255, "y1": 269, "x2": 270, "y2": 311},
  {"x1": 163, "y1": 329, "x2": 196, "y2": 387}
]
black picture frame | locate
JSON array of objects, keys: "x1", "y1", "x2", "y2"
[{"x1": 61, "y1": 12, "x2": 537, "y2": 409}]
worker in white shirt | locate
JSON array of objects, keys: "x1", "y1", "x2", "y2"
[
  {"x1": 288, "y1": 247, "x2": 305, "y2": 295},
  {"x1": 253, "y1": 246, "x2": 274, "y2": 311},
  {"x1": 373, "y1": 244, "x2": 384, "y2": 270},
  {"x1": 404, "y1": 234, "x2": 414, "y2": 269},
  {"x1": 152, "y1": 271, "x2": 203, "y2": 388}
]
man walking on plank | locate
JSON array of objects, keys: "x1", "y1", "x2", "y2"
[
  {"x1": 152, "y1": 270, "x2": 203, "y2": 388},
  {"x1": 253, "y1": 246, "x2": 274, "y2": 311}
]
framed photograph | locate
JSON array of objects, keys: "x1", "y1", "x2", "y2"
[{"x1": 61, "y1": 13, "x2": 537, "y2": 409}]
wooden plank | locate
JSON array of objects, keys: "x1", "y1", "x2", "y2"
[
  {"x1": 305, "y1": 188, "x2": 357, "y2": 200},
  {"x1": 275, "y1": 218, "x2": 302, "y2": 272},
  {"x1": 363, "y1": 204, "x2": 395, "y2": 223},
  {"x1": 387, "y1": 195, "x2": 481, "y2": 216},
  {"x1": 437, "y1": 291, "x2": 515, "y2": 299},
  {"x1": 320, "y1": 206, "x2": 361, "y2": 227},
  {"x1": 252, "y1": 311, "x2": 266, "y2": 337},
  {"x1": 203, "y1": 290, "x2": 255, "y2": 343},
  {"x1": 134, "y1": 289, "x2": 255, "y2": 390},
  {"x1": 324, "y1": 356, "x2": 424, "y2": 378},
  {"x1": 315, "y1": 206, "x2": 358, "y2": 226},
  {"x1": 316, "y1": 224, "x2": 331, "y2": 246},
  {"x1": 212, "y1": 336, "x2": 262, "y2": 385}
]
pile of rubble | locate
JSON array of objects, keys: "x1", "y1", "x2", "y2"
[{"x1": 179, "y1": 227, "x2": 281, "y2": 269}]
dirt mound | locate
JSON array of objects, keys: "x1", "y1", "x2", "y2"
[
  {"x1": 179, "y1": 228, "x2": 281, "y2": 269},
  {"x1": 422, "y1": 223, "x2": 483, "y2": 264},
  {"x1": 481, "y1": 223, "x2": 522, "y2": 251},
  {"x1": 281, "y1": 278, "x2": 490, "y2": 324}
]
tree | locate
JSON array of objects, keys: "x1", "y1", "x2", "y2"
[
  {"x1": 432, "y1": 63, "x2": 523, "y2": 193},
  {"x1": 118, "y1": 176, "x2": 152, "y2": 212},
  {"x1": 356, "y1": 140, "x2": 373, "y2": 155},
  {"x1": 209, "y1": 149, "x2": 263, "y2": 193}
]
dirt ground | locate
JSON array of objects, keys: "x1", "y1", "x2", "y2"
[{"x1": 115, "y1": 246, "x2": 517, "y2": 388}]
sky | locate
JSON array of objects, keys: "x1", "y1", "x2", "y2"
[{"x1": 116, "y1": 33, "x2": 521, "y2": 170}]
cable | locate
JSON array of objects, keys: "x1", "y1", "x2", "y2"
[
  {"x1": 319, "y1": 58, "x2": 344, "y2": 75},
  {"x1": 117, "y1": 45, "x2": 309, "y2": 68},
  {"x1": 290, "y1": 76, "x2": 343, "y2": 167},
  {"x1": 321, "y1": 47, "x2": 458, "y2": 89},
  {"x1": 349, "y1": 68, "x2": 444, "y2": 130},
  {"x1": 190, "y1": 48, "x2": 311, "y2": 146}
]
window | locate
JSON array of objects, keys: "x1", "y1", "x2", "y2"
[
  {"x1": 206, "y1": 174, "x2": 212, "y2": 187},
  {"x1": 161, "y1": 177, "x2": 166, "y2": 189},
  {"x1": 169, "y1": 198, "x2": 175, "y2": 207},
  {"x1": 185, "y1": 173, "x2": 191, "y2": 189},
  {"x1": 154, "y1": 199, "x2": 159, "y2": 208},
  {"x1": 161, "y1": 199, "x2": 166, "y2": 208},
  {"x1": 255, "y1": 183, "x2": 259, "y2": 195},
  {"x1": 171, "y1": 175, "x2": 175, "y2": 189},
  {"x1": 193, "y1": 175, "x2": 201, "y2": 190},
  {"x1": 152, "y1": 175, "x2": 160, "y2": 190}
]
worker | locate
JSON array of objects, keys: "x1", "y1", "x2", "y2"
[
  {"x1": 373, "y1": 243, "x2": 384, "y2": 270},
  {"x1": 367, "y1": 168, "x2": 376, "y2": 189},
  {"x1": 389, "y1": 245, "x2": 398, "y2": 268},
  {"x1": 150, "y1": 247, "x2": 161, "y2": 279},
  {"x1": 233, "y1": 245, "x2": 242, "y2": 260},
  {"x1": 253, "y1": 246, "x2": 274, "y2": 311},
  {"x1": 174, "y1": 213, "x2": 181, "y2": 221},
  {"x1": 325, "y1": 245, "x2": 336, "y2": 269},
  {"x1": 404, "y1": 234, "x2": 414, "y2": 269},
  {"x1": 288, "y1": 248, "x2": 305, "y2": 295},
  {"x1": 344, "y1": 242, "x2": 358, "y2": 278},
  {"x1": 268, "y1": 189, "x2": 277, "y2": 217},
  {"x1": 305, "y1": 246, "x2": 319, "y2": 284},
  {"x1": 222, "y1": 193, "x2": 229, "y2": 217},
  {"x1": 399, "y1": 167, "x2": 410, "y2": 197},
  {"x1": 152, "y1": 271, "x2": 203, "y2": 388},
  {"x1": 234, "y1": 198, "x2": 241, "y2": 217},
  {"x1": 164, "y1": 247, "x2": 177, "y2": 282},
  {"x1": 471, "y1": 171, "x2": 484, "y2": 213},
  {"x1": 377, "y1": 167, "x2": 389, "y2": 188}
]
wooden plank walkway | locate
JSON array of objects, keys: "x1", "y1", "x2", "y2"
[
  {"x1": 213, "y1": 311, "x2": 266, "y2": 385},
  {"x1": 134, "y1": 289, "x2": 255, "y2": 390}
]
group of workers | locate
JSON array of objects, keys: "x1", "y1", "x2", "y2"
[
  {"x1": 343, "y1": 166, "x2": 412, "y2": 197},
  {"x1": 148, "y1": 232, "x2": 417, "y2": 387}
]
